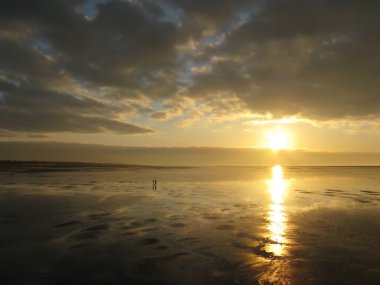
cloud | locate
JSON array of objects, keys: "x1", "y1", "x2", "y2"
[
  {"x1": 0, "y1": 0, "x2": 164, "y2": 135},
  {"x1": 188, "y1": 0, "x2": 380, "y2": 120},
  {"x1": 0, "y1": 0, "x2": 379, "y2": 137},
  {"x1": 0, "y1": 78, "x2": 153, "y2": 134},
  {"x1": 0, "y1": 108, "x2": 154, "y2": 134},
  {"x1": 150, "y1": 111, "x2": 168, "y2": 120}
]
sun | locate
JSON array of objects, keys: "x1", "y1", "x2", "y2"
[{"x1": 265, "y1": 128, "x2": 290, "y2": 150}]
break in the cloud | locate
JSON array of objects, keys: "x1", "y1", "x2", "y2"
[{"x1": 0, "y1": 0, "x2": 379, "y2": 137}]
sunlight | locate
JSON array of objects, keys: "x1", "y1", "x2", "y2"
[
  {"x1": 266, "y1": 164, "x2": 287, "y2": 256},
  {"x1": 272, "y1": 164, "x2": 283, "y2": 180},
  {"x1": 265, "y1": 128, "x2": 290, "y2": 150}
]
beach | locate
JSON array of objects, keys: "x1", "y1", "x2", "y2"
[{"x1": 1, "y1": 163, "x2": 380, "y2": 285}]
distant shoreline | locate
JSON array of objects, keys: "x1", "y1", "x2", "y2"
[
  {"x1": 0, "y1": 160, "x2": 194, "y2": 173},
  {"x1": 0, "y1": 160, "x2": 379, "y2": 174},
  {"x1": 1, "y1": 142, "x2": 380, "y2": 166}
]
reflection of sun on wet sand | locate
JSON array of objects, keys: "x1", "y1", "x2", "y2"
[
  {"x1": 267, "y1": 165, "x2": 288, "y2": 256},
  {"x1": 233, "y1": 165, "x2": 293, "y2": 285}
]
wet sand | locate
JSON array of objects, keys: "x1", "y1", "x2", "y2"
[{"x1": 0, "y1": 164, "x2": 380, "y2": 285}]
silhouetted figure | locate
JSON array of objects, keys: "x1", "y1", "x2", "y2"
[{"x1": 152, "y1": 179, "x2": 157, "y2": 190}]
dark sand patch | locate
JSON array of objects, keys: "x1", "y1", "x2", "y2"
[
  {"x1": 141, "y1": 228, "x2": 155, "y2": 232},
  {"x1": 85, "y1": 224, "x2": 110, "y2": 231},
  {"x1": 221, "y1": 208, "x2": 232, "y2": 212},
  {"x1": 71, "y1": 232, "x2": 98, "y2": 240},
  {"x1": 167, "y1": 214, "x2": 186, "y2": 221},
  {"x1": 354, "y1": 198, "x2": 372, "y2": 204},
  {"x1": 137, "y1": 238, "x2": 160, "y2": 246},
  {"x1": 120, "y1": 225, "x2": 134, "y2": 230},
  {"x1": 55, "y1": 220, "x2": 81, "y2": 227},
  {"x1": 131, "y1": 252, "x2": 191, "y2": 276},
  {"x1": 130, "y1": 221, "x2": 143, "y2": 227},
  {"x1": 178, "y1": 237, "x2": 198, "y2": 242},
  {"x1": 171, "y1": 222, "x2": 186, "y2": 228},
  {"x1": 155, "y1": 245, "x2": 170, "y2": 250},
  {"x1": 121, "y1": 231, "x2": 137, "y2": 236},
  {"x1": 325, "y1": 189, "x2": 345, "y2": 193},
  {"x1": 296, "y1": 189, "x2": 312, "y2": 194},
  {"x1": 202, "y1": 214, "x2": 220, "y2": 220},
  {"x1": 69, "y1": 243, "x2": 89, "y2": 249},
  {"x1": 360, "y1": 190, "x2": 380, "y2": 196},
  {"x1": 216, "y1": 224, "x2": 235, "y2": 230}
]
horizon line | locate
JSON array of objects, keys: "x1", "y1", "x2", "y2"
[
  {"x1": 1, "y1": 141, "x2": 380, "y2": 154},
  {"x1": 1, "y1": 159, "x2": 379, "y2": 168}
]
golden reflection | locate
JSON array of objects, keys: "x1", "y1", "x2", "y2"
[{"x1": 267, "y1": 164, "x2": 287, "y2": 256}]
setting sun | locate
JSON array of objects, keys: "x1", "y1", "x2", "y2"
[{"x1": 266, "y1": 129, "x2": 290, "y2": 150}]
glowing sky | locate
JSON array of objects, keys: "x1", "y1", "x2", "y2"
[{"x1": 0, "y1": 0, "x2": 379, "y2": 152}]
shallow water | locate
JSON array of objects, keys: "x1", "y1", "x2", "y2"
[{"x1": 0, "y1": 165, "x2": 380, "y2": 285}]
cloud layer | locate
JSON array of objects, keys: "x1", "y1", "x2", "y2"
[{"x1": 0, "y1": 0, "x2": 379, "y2": 136}]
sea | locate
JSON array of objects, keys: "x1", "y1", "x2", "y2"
[{"x1": 1, "y1": 163, "x2": 379, "y2": 285}]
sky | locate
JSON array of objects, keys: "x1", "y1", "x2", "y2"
[{"x1": 0, "y1": 0, "x2": 380, "y2": 159}]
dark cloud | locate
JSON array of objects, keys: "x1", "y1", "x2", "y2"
[
  {"x1": 0, "y1": 109, "x2": 153, "y2": 134},
  {"x1": 189, "y1": 0, "x2": 380, "y2": 119},
  {"x1": 168, "y1": 0, "x2": 251, "y2": 39},
  {"x1": 1, "y1": 0, "x2": 182, "y2": 89},
  {"x1": 150, "y1": 111, "x2": 168, "y2": 120},
  {"x1": 0, "y1": 83, "x2": 153, "y2": 134},
  {"x1": 0, "y1": 0, "x2": 167, "y2": 135},
  {"x1": 0, "y1": 0, "x2": 379, "y2": 137}
]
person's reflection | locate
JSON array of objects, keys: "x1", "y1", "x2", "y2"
[{"x1": 267, "y1": 165, "x2": 287, "y2": 256}]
